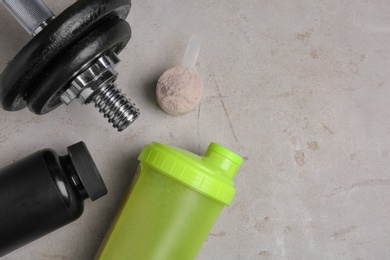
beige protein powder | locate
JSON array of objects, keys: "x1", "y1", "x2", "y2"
[{"x1": 156, "y1": 65, "x2": 203, "y2": 115}]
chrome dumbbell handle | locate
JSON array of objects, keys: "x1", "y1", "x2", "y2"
[{"x1": 1, "y1": 0, "x2": 55, "y2": 36}]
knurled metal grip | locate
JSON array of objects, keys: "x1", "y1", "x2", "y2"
[{"x1": 1, "y1": 0, "x2": 55, "y2": 36}]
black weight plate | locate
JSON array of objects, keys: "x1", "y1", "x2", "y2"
[
  {"x1": 0, "y1": 0, "x2": 131, "y2": 111},
  {"x1": 27, "y1": 18, "x2": 131, "y2": 114}
]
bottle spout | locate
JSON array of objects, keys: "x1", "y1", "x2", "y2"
[{"x1": 203, "y1": 142, "x2": 243, "y2": 180}]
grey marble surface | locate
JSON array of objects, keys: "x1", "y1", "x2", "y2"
[{"x1": 0, "y1": 0, "x2": 389, "y2": 259}]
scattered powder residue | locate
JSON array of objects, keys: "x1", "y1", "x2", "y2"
[
  {"x1": 156, "y1": 65, "x2": 203, "y2": 115},
  {"x1": 294, "y1": 150, "x2": 305, "y2": 166},
  {"x1": 307, "y1": 141, "x2": 319, "y2": 150}
]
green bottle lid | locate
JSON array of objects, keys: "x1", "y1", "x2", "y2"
[{"x1": 138, "y1": 142, "x2": 243, "y2": 205}]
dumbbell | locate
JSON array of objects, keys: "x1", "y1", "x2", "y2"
[{"x1": 0, "y1": 0, "x2": 140, "y2": 131}]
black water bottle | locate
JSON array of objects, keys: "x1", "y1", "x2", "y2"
[{"x1": 0, "y1": 141, "x2": 107, "y2": 256}]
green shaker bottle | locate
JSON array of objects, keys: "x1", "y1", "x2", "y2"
[{"x1": 96, "y1": 142, "x2": 243, "y2": 260}]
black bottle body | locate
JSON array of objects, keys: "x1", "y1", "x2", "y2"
[
  {"x1": 0, "y1": 149, "x2": 82, "y2": 255},
  {"x1": 0, "y1": 142, "x2": 107, "y2": 256}
]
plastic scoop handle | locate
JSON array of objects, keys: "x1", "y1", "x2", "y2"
[{"x1": 182, "y1": 34, "x2": 201, "y2": 69}]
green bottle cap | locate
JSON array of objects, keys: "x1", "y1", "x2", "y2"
[{"x1": 138, "y1": 142, "x2": 243, "y2": 205}]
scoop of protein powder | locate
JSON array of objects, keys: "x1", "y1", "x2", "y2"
[{"x1": 156, "y1": 35, "x2": 203, "y2": 116}]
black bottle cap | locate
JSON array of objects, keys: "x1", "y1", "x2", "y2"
[{"x1": 67, "y1": 142, "x2": 107, "y2": 201}]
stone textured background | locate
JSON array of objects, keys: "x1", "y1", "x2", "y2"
[{"x1": 0, "y1": 0, "x2": 389, "y2": 259}]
